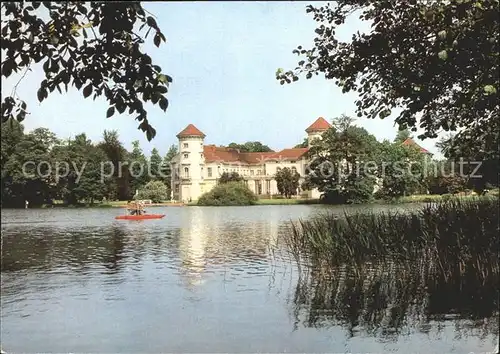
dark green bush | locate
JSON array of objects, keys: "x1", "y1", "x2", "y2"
[{"x1": 197, "y1": 182, "x2": 258, "y2": 206}]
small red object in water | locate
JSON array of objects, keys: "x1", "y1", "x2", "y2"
[{"x1": 115, "y1": 214, "x2": 165, "y2": 220}]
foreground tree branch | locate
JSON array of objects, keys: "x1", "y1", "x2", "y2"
[
  {"x1": 277, "y1": 0, "x2": 499, "y2": 155},
  {"x1": 1, "y1": 1, "x2": 171, "y2": 141}
]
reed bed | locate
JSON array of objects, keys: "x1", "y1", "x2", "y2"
[{"x1": 287, "y1": 198, "x2": 499, "y2": 282}]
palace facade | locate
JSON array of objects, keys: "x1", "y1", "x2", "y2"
[{"x1": 170, "y1": 117, "x2": 332, "y2": 202}]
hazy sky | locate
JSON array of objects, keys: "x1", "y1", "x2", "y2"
[{"x1": 2, "y1": 1, "x2": 442, "y2": 157}]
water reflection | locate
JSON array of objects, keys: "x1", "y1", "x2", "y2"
[
  {"x1": 292, "y1": 261, "x2": 499, "y2": 342},
  {"x1": 178, "y1": 207, "x2": 209, "y2": 288},
  {"x1": 1, "y1": 206, "x2": 498, "y2": 353},
  {"x1": 177, "y1": 207, "x2": 282, "y2": 289}
]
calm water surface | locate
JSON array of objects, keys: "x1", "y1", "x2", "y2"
[{"x1": 1, "y1": 205, "x2": 498, "y2": 353}]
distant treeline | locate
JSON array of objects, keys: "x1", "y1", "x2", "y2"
[{"x1": 1, "y1": 120, "x2": 178, "y2": 207}]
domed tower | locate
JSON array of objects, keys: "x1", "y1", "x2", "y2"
[
  {"x1": 305, "y1": 117, "x2": 331, "y2": 147},
  {"x1": 176, "y1": 124, "x2": 206, "y2": 202}
]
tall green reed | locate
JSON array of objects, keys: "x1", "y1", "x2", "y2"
[{"x1": 287, "y1": 198, "x2": 499, "y2": 282}]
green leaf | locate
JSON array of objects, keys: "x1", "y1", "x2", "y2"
[
  {"x1": 106, "y1": 106, "x2": 115, "y2": 118},
  {"x1": 146, "y1": 125, "x2": 156, "y2": 141},
  {"x1": 37, "y1": 87, "x2": 46, "y2": 102},
  {"x1": 1, "y1": 59, "x2": 13, "y2": 77},
  {"x1": 83, "y1": 83, "x2": 93, "y2": 98},
  {"x1": 146, "y1": 16, "x2": 158, "y2": 29},
  {"x1": 153, "y1": 33, "x2": 161, "y2": 47},
  {"x1": 159, "y1": 97, "x2": 168, "y2": 112},
  {"x1": 157, "y1": 85, "x2": 168, "y2": 94},
  {"x1": 483, "y1": 85, "x2": 497, "y2": 94},
  {"x1": 438, "y1": 50, "x2": 448, "y2": 60},
  {"x1": 16, "y1": 110, "x2": 26, "y2": 122},
  {"x1": 50, "y1": 59, "x2": 59, "y2": 73},
  {"x1": 43, "y1": 59, "x2": 51, "y2": 73},
  {"x1": 158, "y1": 74, "x2": 168, "y2": 83},
  {"x1": 116, "y1": 101, "x2": 126, "y2": 114}
]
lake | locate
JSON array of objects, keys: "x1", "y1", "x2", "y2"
[{"x1": 1, "y1": 204, "x2": 498, "y2": 353}]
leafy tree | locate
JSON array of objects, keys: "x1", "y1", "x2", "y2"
[
  {"x1": 376, "y1": 141, "x2": 428, "y2": 199},
  {"x1": 227, "y1": 141, "x2": 273, "y2": 152},
  {"x1": 97, "y1": 130, "x2": 129, "y2": 200},
  {"x1": 304, "y1": 116, "x2": 379, "y2": 204},
  {"x1": 394, "y1": 129, "x2": 413, "y2": 144},
  {"x1": 218, "y1": 171, "x2": 244, "y2": 184},
  {"x1": 1, "y1": 119, "x2": 24, "y2": 171},
  {"x1": 51, "y1": 133, "x2": 107, "y2": 204},
  {"x1": 2, "y1": 127, "x2": 59, "y2": 206},
  {"x1": 277, "y1": 0, "x2": 499, "y2": 155},
  {"x1": 149, "y1": 147, "x2": 162, "y2": 180},
  {"x1": 1, "y1": 2, "x2": 170, "y2": 140},
  {"x1": 435, "y1": 133, "x2": 498, "y2": 194},
  {"x1": 160, "y1": 144, "x2": 178, "y2": 195},
  {"x1": 136, "y1": 180, "x2": 168, "y2": 203},
  {"x1": 1, "y1": 120, "x2": 25, "y2": 206},
  {"x1": 294, "y1": 137, "x2": 309, "y2": 148},
  {"x1": 128, "y1": 140, "x2": 149, "y2": 196},
  {"x1": 275, "y1": 167, "x2": 300, "y2": 198}
]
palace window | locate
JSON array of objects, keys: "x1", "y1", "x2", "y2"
[
  {"x1": 183, "y1": 153, "x2": 189, "y2": 159},
  {"x1": 201, "y1": 167, "x2": 204, "y2": 179},
  {"x1": 175, "y1": 184, "x2": 179, "y2": 193},
  {"x1": 208, "y1": 167, "x2": 212, "y2": 177},
  {"x1": 183, "y1": 143, "x2": 189, "y2": 148},
  {"x1": 250, "y1": 170, "x2": 254, "y2": 176},
  {"x1": 184, "y1": 167, "x2": 189, "y2": 177},
  {"x1": 291, "y1": 167, "x2": 297, "y2": 174}
]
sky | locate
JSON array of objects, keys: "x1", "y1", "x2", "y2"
[{"x1": 2, "y1": 1, "x2": 442, "y2": 158}]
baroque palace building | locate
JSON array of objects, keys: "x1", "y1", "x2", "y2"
[{"x1": 171, "y1": 117, "x2": 332, "y2": 202}]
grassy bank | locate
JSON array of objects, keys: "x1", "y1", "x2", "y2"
[{"x1": 287, "y1": 198, "x2": 499, "y2": 282}]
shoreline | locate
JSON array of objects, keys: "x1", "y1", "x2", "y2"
[{"x1": 1, "y1": 193, "x2": 497, "y2": 209}]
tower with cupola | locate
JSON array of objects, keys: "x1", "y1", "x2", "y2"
[
  {"x1": 305, "y1": 117, "x2": 331, "y2": 147},
  {"x1": 175, "y1": 124, "x2": 206, "y2": 202}
]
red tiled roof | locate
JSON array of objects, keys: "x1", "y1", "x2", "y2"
[
  {"x1": 305, "y1": 117, "x2": 331, "y2": 133},
  {"x1": 202, "y1": 145, "x2": 307, "y2": 164},
  {"x1": 177, "y1": 124, "x2": 206, "y2": 138},
  {"x1": 267, "y1": 148, "x2": 309, "y2": 161},
  {"x1": 239, "y1": 152, "x2": 276, "y2": 164},
  {"x1": 203, "y1": 145, "x2": 245, "y2": 163},
  {"x1": 402, "y1": 138, "x2": 431, "y2": 154}
]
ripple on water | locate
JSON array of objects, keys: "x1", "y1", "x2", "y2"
[{"x1": 1, "y1": 206, "x2": 498, "y2": 354}]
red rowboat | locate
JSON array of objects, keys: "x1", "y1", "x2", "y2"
[{"x1": 115, "y1": 214, "x2": 165, "y2": 220}]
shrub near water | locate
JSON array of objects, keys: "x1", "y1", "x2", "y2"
[
  {"x1": 288, "y1": 198, "x2": 499, "y2": 281},
  {"x1": 197, "y1": 182, "x2": 258, "y2": 206}
]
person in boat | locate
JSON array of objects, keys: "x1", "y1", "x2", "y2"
[{"x1": 127, "y1": 201, "x2": 146, "y2": 216}]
